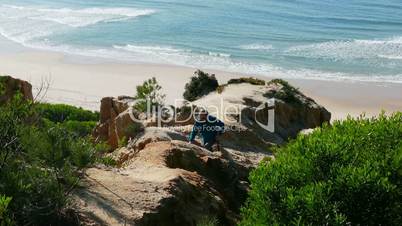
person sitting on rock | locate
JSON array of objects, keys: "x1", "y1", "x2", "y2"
[{"x1": 189, "y1": 108, "x2": 225, "y2": 151}]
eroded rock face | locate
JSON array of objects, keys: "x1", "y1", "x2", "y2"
[
  {"x1": 107, "y1": 127, "x2": 189, "y2": 167},
  {"x1": 74, "y1": 141, "x2": 246, "y2": 226},
  {"x1": 0, "y1": 75, "x2": 33, "y2": 103},
  {"x1": 93, "y1": 96, "x2": 142, "y2": 150},
  {"x1": 192, "y1": 82, "x2": 331, "y2": 149}
]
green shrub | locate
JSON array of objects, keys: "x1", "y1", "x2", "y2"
[
  {"x1": 59, "y1": 120, "x2": 97, "y2": 137},
  {"x1": 196, "y1": 215, "x2": 219, "y2": 226},
  {"x1": 118, "y1": 136, "x2": 128, "y2": 148},
  {"x1": 240, "y1": 113, "x2": 402, "y2": 226},
  {"x1": 98, "y1": 156, "x2": 117, "y2": 167},
  {"x1": 227, "y1": 77, "x2": 266, "y2": 86},
  {"x1": 266, "y1": 79, "x2": 303, "y2": 104},
  {"x1": 36, "y1": 103, "x2": 98, "y2": 138},
  {"x1": 183, "y1": 70, "x2": 219, "y2": 101},
  {"x1": 216, "y1": 85, "x2": 226, "y2": 94},
  {"x1": 0, "y1": 195, "x2": 13, "y2": 226},
  {"x1": 0, "y1": 95, "x2": 97, "y2": 225},
  {"x1": 124, "y1": 123, "x2": 143, "y2": 138},
  {"x1": 134, "y1": 77, "x2": 166, "y2": 112},
  {"x1": 0, "y1": 78, "x2": 5, "y2": 97},
  {"x1": 36, "y1": 103, "x2": 99, "y2": 123}
]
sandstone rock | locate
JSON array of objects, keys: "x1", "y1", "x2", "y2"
[
  {"x1": 94, "y1": 96, "x2": 196, "y2": 150},
  {"x1": 128, "y1": 127, "x2": 188, "y2": 152},
  {"x1": 94, "y1": 97, "x2": 144, "y2": 150},
  {"x1": 105, "y1": 127, "x2": 190, "y2": 167},
  {"x1": 106, "y1": 147, "x2": 135, "y2": 167},
  {"x1": 73, "y1": 141, "x2": 246, "y2": 226},
  {"x1": 0, "y1": 75, "x2": 33, "y2": 104},
  {"x1": 264, "y1": 81, "x2": 331, "y2": 140},
  {"x1": 192, "y1": 81, "x2": 331, "y2": 150}
]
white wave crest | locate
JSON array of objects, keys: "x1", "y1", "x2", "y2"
[
  {"x1": 286, "y1": 37, "x2": 402, "y2": 60},
  {"x1": 3, "y1": 37, "x2": 402, "y2": 84},
  {"x1": 239, "y1": 44, "x2": 273, "y2": 51},
  {"x1": 0, "y1": 4, "x2": 156, "y2": 28},
  {"x1": 113, "y1": 44, "x2": 185, "y2": 55},
  {"x1": 110, "y1": 44, "x2": 402, "y2": 83},
  {"x1": 208, "y1": 52, "x2": 231, "y2": 58},
  {"x1": 0, "y1": 4, "x2": 156, "y2": 49}
]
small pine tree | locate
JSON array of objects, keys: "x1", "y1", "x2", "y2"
[{"x1": 134, "y1": 77, "x2": 166, "y2": 112}]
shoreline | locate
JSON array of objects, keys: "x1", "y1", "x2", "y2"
[{"x1": 0, "y1": 43, "x2": 401, "y2": 121}]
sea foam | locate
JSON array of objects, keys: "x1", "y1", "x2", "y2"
[
  {"x1": 0, "y1": 4, "x2": 156, "y2": 27},
  {"x1": 286, "y1": 37, "x2": 402, "y2": 61},
  {"x1": 0, "y1": 4, "x2": 155, "y2": 47},
  {"x1": 111, "y1": 43, "x2": 402, "y2": 84},
  {"x1": 239, "y1": 44, "x2": 273, "y2": 51}
]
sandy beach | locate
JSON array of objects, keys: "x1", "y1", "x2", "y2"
[{"x1": 0, "y1": 40, "x2": 401, "y2": 121}]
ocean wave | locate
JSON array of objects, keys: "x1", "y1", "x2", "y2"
[
  {"x1": 113, "y1": 44, "x2": 185, "y2": 55},
  {"x1": 110, "y1": 44, "x2": 402, "y2": 83},
  {"x1": 208, "y1": 52, "x2": 231, "y2": 58},
  {"x1": 239, "y1": 44, "x2": 273, "y2": 51},
  {"x1": 378, "y1": 55, "x2": 402, "y2": 60},
  {"x1": 2, "y1": 35, "x2": 402, "y2": 84},
  {"x1": 0, "y1": 4, "x2": 155, "y2": 28},
  {"x1": 286, "y1": 37, "x2": 402, "y2": 61},
  {"x1": 0, "y1": 4, "x2": 156, "y2": 52}
]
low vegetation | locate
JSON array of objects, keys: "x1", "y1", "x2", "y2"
[
  {"x1": 266, "y1": 79, "x2": 303, "y2": 104},
  {"x1": 37, "y1": 103, "x2": 99, "y2": 137},
  {"x1": 240, "y1": 113, "x2": 402, "y2": 225},
  {"x1": 0, "y1": 93, "x2": 105, "y2": 225},
  {"x1": 0, "y1": 195, "x2": 13, "y2": 225},
  {"x1": 196, "y1": 216, "x2": 219, "y2": 226},
  {"x1": 183, "y1": 70, "x2": 219, "y2": 101},
  {"x1": 36, "y1": 103, "x2": 99, "y2": 123},
  {"x1": 227, "y1": 77, "x2": 266, "y2": 86},
  {"x1": 0, "y1": 78, "x2": 5, "y2": 96},
  {"x1": 217, "y1": 77, "x2": 266, "y2": 94}
]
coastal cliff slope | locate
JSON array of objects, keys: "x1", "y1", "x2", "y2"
[{"x1": 76, "y1": 79, "x2": 330, "y2": 225}]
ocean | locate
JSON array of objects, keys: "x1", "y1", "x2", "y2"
[{"x1": 0, "y1": 0, "x2": 402, "y2": 83}]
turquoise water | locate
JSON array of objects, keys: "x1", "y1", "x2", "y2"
[{"x1": 1, "y1": 0, "x2": 402, "y2": 82}]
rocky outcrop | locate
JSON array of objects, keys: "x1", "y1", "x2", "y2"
[
  {"x1": 264, "y1": 81, "x2": 331, "y2": 140},
  {"x1": 93, "y1": 96, "x2": 142, "y2": 150},
  {"x1": 192, "y1": 81, "x2": 331, "y2": 148},
  {"x1": 74, "y1": 141, "x2": 247, "y2": 226},
  {"x1": 81, "y1": 78, "x2": 331, "y2": 225},
  {"x1": 94, "y1": 81, "x2": 330, "y2": 153},
  {"x1": 0, "y1": 75, "x2": 33, "y2": 103}
]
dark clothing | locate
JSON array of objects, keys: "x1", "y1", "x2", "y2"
[
  {"x1": 203, "y1": 141, "x2": 216, "y2": 151},
  {"x1": 189, "y1": 115, "x2": 225, "y2": 150}
]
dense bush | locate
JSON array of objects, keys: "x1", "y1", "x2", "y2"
[
  {"x1": 183, "y1": 70, "x2": 219, "y2": 101},
  {"x1": 42, "y1": 119, "x2": 97, "y2": 138},
  {"x1": 240, "y1": 113, "x2": 402, "y2": 226},
  {"x1": 36, "y1": 103, "x2": 99, "y2": 138},
  {"x1": 266, "y1": 79, "x2": 303, "y2": 104},
  {"x1": 37, "y1": 103, "x2": 99, "y2": 123},
  {"x1": 0, "y1": 95, "x2": 99, "y2": 225},
  {"x1": 227, "y1": 77, "x2": 266, "y2": 86}
]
